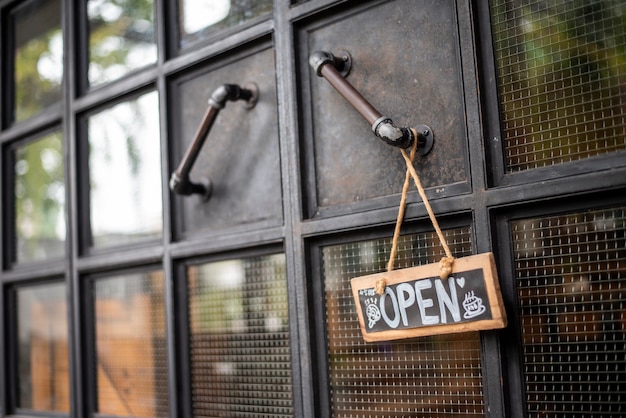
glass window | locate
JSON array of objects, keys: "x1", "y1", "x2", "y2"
[
  {"x1": 14, "y1": 131, "x2": 65, "y2": 263},
  {"x1": 88, "y1": 0, "x2": 157, "y2": 87},
  {"x1": 187, "y1": 254, "x2": 293, "y2": 416},
  {"x1": 321, "y1": 227, "x2": 485, "y2": 417},
  {"x1": 87, "y1": 91, "x2": 162, "y2": 248},
  {"x1": 490, "y1": 0, "x2": 626, "y2": 171},
  {"x1": 11, "y1": 0, "x2": 63, "y2": 123},
  {"x1": 93, "y1": 271, "x2": 169, "y2": 416},
  {"x1": 16, "y1": 282, "x2": 69, "y2": 412},
  {"x1": 178, "y1": 0, "x2": 272, "y2": 47},
  {"x1": 511, "y1": 208, "x2": 626, "y2": 415}
]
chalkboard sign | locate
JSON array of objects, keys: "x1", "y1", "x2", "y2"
[{"x1": 351, "y1": 253, "x2": 507, "y2": 342}]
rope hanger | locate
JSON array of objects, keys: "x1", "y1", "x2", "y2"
[{"x1": 375, "y1": 128, "x2": 455, "y2": 296}]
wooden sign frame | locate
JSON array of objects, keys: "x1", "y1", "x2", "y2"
[{"x1": 350, "y1": 252, "x2": 507, "y2": 342}]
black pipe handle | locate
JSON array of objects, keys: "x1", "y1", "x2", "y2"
[
  {"x1": 309, "y1": 50, "x2": 434, "y2": 155},
  {"x1": 170, "y1": 83, "x2": 259, "y2": 199}
]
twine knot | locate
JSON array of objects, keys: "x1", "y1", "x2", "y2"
[
  {"x1": 375, "y1": 278, "x2": 387, "y2": 295},
  {"x1": 439, "y1": 256, "x2": 455, "y2": 279}
]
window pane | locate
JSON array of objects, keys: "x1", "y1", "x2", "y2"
[
  {"x1": 490, "y1": 0, "x2": 626, "y2": 171},
  {"x1": 512, "y1": 208, "x2": 626, "y2": 416},
  {"x1": 94, "y1": 271, "x2": 169, "y2": 416},
  {"x1": 178, "y1": 0, "x2": 272, "y2": 46},
  {"x1": 187, "y1": 254, "x2": 293, "y2": 417},
  {"x1": 14, "y1": 131, "x2": 65, "y2": 263},
  {"x1": 321, "y1": 227, "x2": 484, "y2": 417},
  {"x1": 88, "y1": 0, "x2": 157, "y2": 86},
  {"x1": 17, "y1": 282, "x2": 69, "y2": 412},
  {"x1": 11, "y1": 0, "x2": 63, "y2": 123},
  {"x1": 87, "y1": 91, "x2": 162, "y2": 247}
]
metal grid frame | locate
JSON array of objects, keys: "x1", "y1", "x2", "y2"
[{"x1": 0, "y1": 1, "x2": 623, "y2": 417}]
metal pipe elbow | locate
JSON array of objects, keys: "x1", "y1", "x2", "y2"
[
  {"x1": 208, "y1": 84, "x2": 237, "y2": 108},
  {"x1": 372, "y1": 117, "x2": 414, "y2": 149}
]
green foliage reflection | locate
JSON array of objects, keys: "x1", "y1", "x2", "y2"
[
  {"x1": 491, "y1": 0, "x2": 626, "y2": 170},
  {"x1": 88, "y1": 0, "x2": 157, "y2": 86},
  {"x1": 13, "y1": 0, "x2": 62, "y2": 123},
  {"x1": 15, "y1": 132, "x2": 65, "y2": 262}
]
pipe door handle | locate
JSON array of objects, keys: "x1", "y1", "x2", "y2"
[
  {"x1": 309, "y1": 50, "x2": 434, "y2": 155},
  {"x1": 170, "y1": 83, "x2": 259, "y2": 199}
]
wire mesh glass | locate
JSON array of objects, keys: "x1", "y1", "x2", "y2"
[
  {"x1": 321, "y1": 227, "x2": 485, "y2": 417},
  {"x1": 490, "y1": 0, "x2": 626, "y2": 172},
  {"x1": 94, "y1": 271, "x2": 169, "y2": 416},
  {"x1": 187, "y1": 254, "x2": 293, "y2": 417},
  {"x1": 512, "y1": 207, "x2": 626, "y2": 416}
]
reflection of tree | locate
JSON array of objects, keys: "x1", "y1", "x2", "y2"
[
  {"x1": 15, "y1": 133, "x2": 65, "y2": 262},
  {"x1": 88, "y1": 91, "x2": 162, "y2": 246},
  {"x1": 14, "y1": 3, "x2": 62, "y2": 122},
  {"x1": 492, "y1": 0, "x2": 626, "y2": 171},
  {"x1": 88, "y1": 0, "x2": 156, "y2": 85},
  {"x1": 180, "y1": 0, "x2": 272, "y2": 44}
]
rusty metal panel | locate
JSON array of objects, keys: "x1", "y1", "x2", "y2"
[
  {"x1": 300, "y1": 0, "x2": 469, "y2": 215},
  {"x1": 172, "y1": 47, "x2": 282, "y2": 238}
]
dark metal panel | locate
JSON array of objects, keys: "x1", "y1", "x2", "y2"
[
  {"x1": 298, "y1": 0, "x2": 470, "y2": 217},
  {"x1": 169, "y1": 226, "x2": 284, "y2": 260},
  {"x1": 300, "y1": 192, "x2": 476, "y2": 237},
  {"x1": 170, "y1": 44, "x2": 283, "y2": 240},
  {"x1": 274, "y1": 0, "x2": 315, "y2": 415}
]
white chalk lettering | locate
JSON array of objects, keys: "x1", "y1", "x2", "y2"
[
  {"x1": 435, "y1": 278, "x2": 461, "y2": 324},
  {"x1": 380, "y1": 287, "x2": 400, "y2": 328},
  {"x1": 396, "y1": 282, "x2": 416, "y2": 326},
  {"x1": 414, "y1": 280, "x2": 439, "y2": 325}
]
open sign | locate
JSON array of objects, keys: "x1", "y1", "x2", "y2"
[{"x1": 351, "y1": 253, "x2": 507, "y2": 342}]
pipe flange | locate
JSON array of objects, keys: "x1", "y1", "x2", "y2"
[
  {"x1": 414, "y1": 124, "x2": 434, "y2": 156},
  {"x1": 335, "y1": 50, "x2": 352, "y2": 78},
  {"x1": 243, "y1": 82, "x2": 259, "y2": 109}
]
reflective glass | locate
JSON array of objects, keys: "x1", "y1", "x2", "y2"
[
  {"x1": 12, "y1": 0, "x2": 63, "y2": 123},
  {"x1": 94, "y1": 271, "x2": 169, "y2": 416},
  {"x1": 88, "y1": 0, "x2": 157, "y2": 86},
  {"x1": 491, "y1": 0, "x2": 626, "y2": 171},
  {"x1": 187, "y1": 254, "x2": 293, "y2": 416},
  {"x1": 17, "y1": 282, "x2": 69, "y2": 412},
  {"x1": 87, "y1": 91, "x2": 162, "y2": 247},
  {"x1": 512, "y1": 208, "x2": 626, "y2": 415},
  {"x1": 178, "y1": 0, "x2": 272, "y2": 46},
  {"x1": 14, "y1": 131, "x2": 65, "y2": 263}
]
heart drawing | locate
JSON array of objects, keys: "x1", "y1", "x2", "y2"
[{"x1": 456, "y1": 277, "x2": 465, "y2": 288}]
